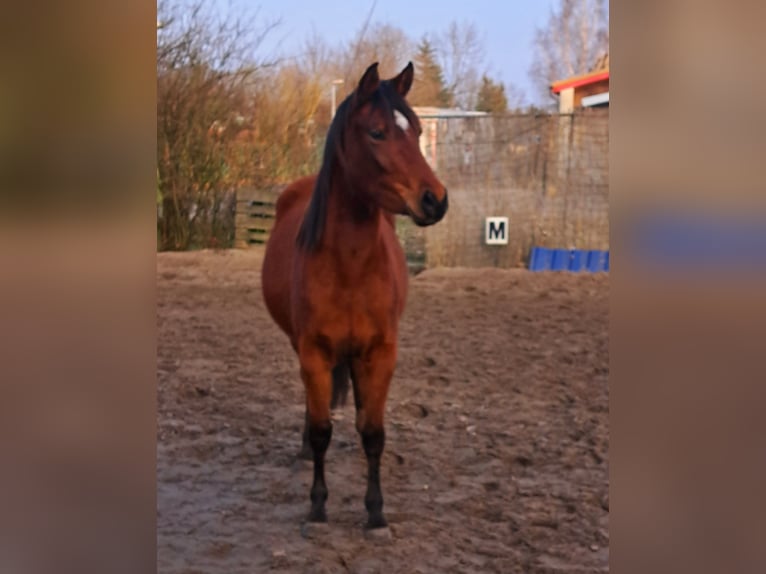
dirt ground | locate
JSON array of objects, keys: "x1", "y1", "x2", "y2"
[{"x1": 157, "y1": 249, "x2": 609, "y2": 574}]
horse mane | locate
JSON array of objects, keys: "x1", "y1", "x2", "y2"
[
  {"x1": 296, "y1": 96, "x2": 351, "y2": 251},
  {"x1": 296, "y1": 81, "x2": 418, "y2": 252}
]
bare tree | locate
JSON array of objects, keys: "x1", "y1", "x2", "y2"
[
  {"x1": 344, "y1": 0, "x2": 379, "y2": 77},
  {"x1": 529, "y1": 0, "x2": 609, "y2": 103},
  {"x1": 292, "y1": 3, "x2": 412, "y2": 110},
  {"x1": 434, "y1": 21, "x2": 487, "y2": 110},
  {"x1": 156, "y1": 0, "x2": 280, "y2": 249},
  {"x1": 296, "y1": 28, "x2": 336, "y2": 78},
  {"x1": 343, "y1": 22, "x2": 414, "y2": 87},
  {"x1": 157, "y1": 0, "x2": 279, "y2": 75}
]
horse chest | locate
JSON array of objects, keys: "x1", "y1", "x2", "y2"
[
  {"x1": 303, "y1": 275, "x2": 400, "y2": 351},
  {"x1": 357, "y1": 287, "x2": 396, "y2": 322}
]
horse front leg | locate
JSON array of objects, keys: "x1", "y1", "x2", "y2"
[
  {"x1": 298, "y1": 408, "x2": 312, "y2": 460},
  {"x1": 299, "y1": 346, "x2": 334, "y2": 524},
  {"x1": 299, "y1": 362, "x2": 347, "y2": 460},
  {"x1": 351, "y1": 343, "x2": 396, "y2": 531}
]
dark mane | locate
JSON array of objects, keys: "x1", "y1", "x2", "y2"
[
  {"x1": 295, "y1": 96, "x2": 351, "y2": 251},
  {"x1": 296, "y1": 80, "x2": 418, "y2": 252}
]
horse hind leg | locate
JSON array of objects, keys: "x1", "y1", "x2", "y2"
[{"x1": 330, "y1": 361, "x2": 350, "y2": 409}]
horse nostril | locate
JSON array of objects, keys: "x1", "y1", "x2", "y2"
[{"x1": 421, "y1": 190, "x2": 438, "y2": 217}]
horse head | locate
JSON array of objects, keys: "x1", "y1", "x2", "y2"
[{"x1": 339, "y1": 62, "x2": 449, "y2": 226}]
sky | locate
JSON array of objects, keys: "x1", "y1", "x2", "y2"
[{"x1": 216, "y1": 0, "x2": 556, "y2": 104}]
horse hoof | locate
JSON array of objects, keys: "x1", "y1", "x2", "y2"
[
  {"x1": 301, "y1": 521, "x2": 330, "y2": 540},
  {"x1": 364, "y1": 525, "x2": 392, "y2": 543}
]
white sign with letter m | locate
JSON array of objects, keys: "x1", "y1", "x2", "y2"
[{"x1": 485, "y1": 217, "x2": 509, "y2": 245}]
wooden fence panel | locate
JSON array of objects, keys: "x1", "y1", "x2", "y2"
[{"x1": 234, "y1": 186, "x2": 284, "y2": 248}]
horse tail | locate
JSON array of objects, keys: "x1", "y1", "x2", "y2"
[{"x1": 330, "y1": 361, "x2": 350, "y2": 409}]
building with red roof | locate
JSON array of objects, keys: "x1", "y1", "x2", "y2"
[{"x1": 550, "y1": 53, "x2": 609, "y2": 113}]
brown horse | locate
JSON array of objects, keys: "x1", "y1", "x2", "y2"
[{"x1": 261, "y1": 62, "x2": 448, "y2": 532}]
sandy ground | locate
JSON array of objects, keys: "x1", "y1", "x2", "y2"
[{"x1": 157, "y1": 249, "x2": 609, "y2": 573}]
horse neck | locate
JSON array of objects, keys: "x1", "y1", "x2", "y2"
[{"x1": 324, "y1": 173, "x2": 385, "y2": 262}]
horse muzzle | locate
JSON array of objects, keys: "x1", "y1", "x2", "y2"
[{"x1": 412, "y1": 188, "x2": 448, "y2": 226}]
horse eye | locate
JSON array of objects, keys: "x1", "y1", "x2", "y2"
[{"x1": 368, "y1": 128, "x2": 385, "y2": 141}]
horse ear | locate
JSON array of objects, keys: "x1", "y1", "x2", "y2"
[
  {"x1": 355, "y1": 62, "x2": 380, "y2": 104},
  {"x1": 390, "y1": 61, "x2": 414, "y2": 98}
]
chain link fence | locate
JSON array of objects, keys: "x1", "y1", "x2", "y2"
[{"x1": 398, "y1": 109, "x2": 609, "y2": 269}]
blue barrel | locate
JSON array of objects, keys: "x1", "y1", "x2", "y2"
[
  {"x1": 568, "y1": 249, "x2": 586, "y2": 272},
  {"x1": 529, "y1": 247, "x2": 553, "y2": 271},
  {"x1": 586, "y1": 250, "x2": 608, "y2": 272},
  {"x1": 551, "y1": 249, "x2": 570, "y2": 271},
  {"x1": 529, "y1": 246, "x2": 609, "y2": 272}
]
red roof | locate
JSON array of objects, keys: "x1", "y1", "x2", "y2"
[{"x1": 550, "y1": 70, "x2": 609, "y2": 94}]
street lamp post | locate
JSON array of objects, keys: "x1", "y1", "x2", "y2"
[{"x1": 330, "y1": 79, "x2": 344, "y2": 121}]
